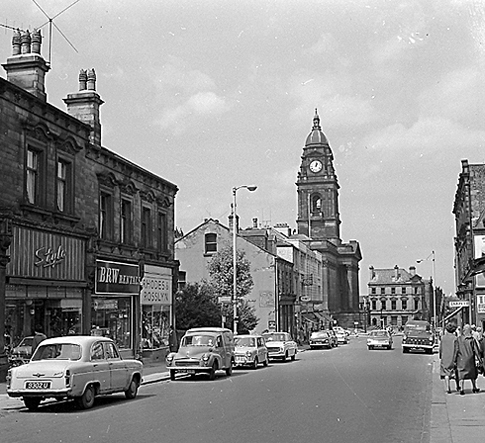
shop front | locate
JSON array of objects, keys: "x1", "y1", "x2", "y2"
[
  {"x1": 92, "y1": 260, "x2": 140, "y2": 358},
  {"x1": 140, "y1": 265, "x2": 173, "y2": 362},
  {"x1": 6, "y1": 226, "x2": 87, "y2": 346}
]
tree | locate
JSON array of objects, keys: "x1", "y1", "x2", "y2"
[
  {"x1": 207, "y1": 246, "x2": 259, "y2": 333},
  {"x1": 175, "y1": 282, "x2": 222, "y2": 331}
]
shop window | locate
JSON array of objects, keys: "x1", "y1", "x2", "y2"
[
  {"x1": 158, "y1": 212, "x2": 168, "y2": 252},
  {"x1": 56, "y1": 158, "x2": 73, "y2": 213},
  {"x1": 91, "y1": 298, "x2": 132, "y2": 350},
  {"x1": 121, "y1": 199, "x2": 133, "y2": 244},
  {"x1": 99, "y1": 191, "x2": 114, "y2": 240},
  {"x1": 141, "y1": 207, "x2": 152, "y2": 248},
  {"x1": 141, "y1": 305, "x2": 170, "y2": 349},
  {"x1": 205, "y1": 233, "x2": 217, "y2": 254}
]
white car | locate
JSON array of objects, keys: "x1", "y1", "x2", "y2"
[
  {"x1": 334, "y1": 330, "x2": 348, "y2": 344},
  {"x1": 262, "y1": 332, "x2": 297, "y2": 362},
  {"x1": 6, "y1": 336, "x2": 143, "y2": 410},
  {"x1": 367, "y1": 329, "x2": 393, "y2": 350},
  {"x1": 234, "y1": 335, "x2": 268, "y2": 368}
]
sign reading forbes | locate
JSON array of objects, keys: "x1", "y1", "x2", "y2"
[{"x1": 95, "y1": 260, "x2": 140, "y2": 295}]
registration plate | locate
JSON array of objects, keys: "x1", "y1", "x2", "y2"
[
  {"x1": 179, "y1": 370, "x2": 196, "y2": 374},
  {"x1": 25, "y1": 381, "x2": 51, "y2": 390}
]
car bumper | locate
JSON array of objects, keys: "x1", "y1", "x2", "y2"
[
  {"x1": 7, "y1": 387, "x2": 72, "y2": 398},
  {"x1": 402, "y1": 343, "x2": 433, "y2": 349}
]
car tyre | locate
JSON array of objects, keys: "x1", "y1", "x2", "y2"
[
  {"x1": 291, "y1": 350, "x2": 296, "y2": 361},
  {"x1": 77, "y1": 384, "x2": 95, "y2": 410},
  {"x1": 252, "y1": 357, "x2": 259, "y2": 369},
  {"x1": 24, "y1": 397, "x2": 40, "y2": 411},
  {"x1": 170, "y1": 370, "x2": 176, "y2": 381},
  {"x1": 209, "y1": 362, "x2": 217, "y2": 380},
  {"x1": 282, "y1": 352, "x2": 287, "y2": 362},
  {"x1": 403, "y1": 347, "x2": 408, "y2": 353},
  {"x1": 263, "y1": 356, "x2": 268, "y2": 367},
  {"x1": 225, "y1": 361, "x2": 233, "y2": 376},
  {"x1": 125, "y1": 378, "x2": 139, "y2": 399}
]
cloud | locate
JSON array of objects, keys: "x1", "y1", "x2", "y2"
[{"x1": 187, "y1": 92, "x2": 229, "y2": 114}]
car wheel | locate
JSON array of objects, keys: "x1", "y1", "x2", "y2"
[
  {"x1": 225, "y1": 361, "x2": 233, "y2": 376},
  {"x1": 263, "y1": 356, "x2": 268, "y2": 367},
  {"x1": 252, "y1": 357, "x2": 259, "y2": 369},
  {"x1": 209, "y1": 362, "x2": 217, "y2": 380},
  {"x1": 282, "y1": 352, "x2": 287, "y2": 362},
  {"x1": 24, "y1": 397, "x2": 40, "y2": 411},
  {"x1": 125, "y1": 378, "x2": 139, "y2": 399},
  {"x1": 403, "y1": 348, "x2": 408, "y2": 353},
  {"x1": 77, "y1": 384, "x2": 95, "y2": 410},
  {"x1": 170, "y1": 370, "x2": 176, "y2": 381},
  {"x1": 291, "y1": 350, "x2": 296, "y2": 361}
]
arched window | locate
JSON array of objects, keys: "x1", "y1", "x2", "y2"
[{"x1": 311, "y1": 194, "x2": 322, "y2": 215}]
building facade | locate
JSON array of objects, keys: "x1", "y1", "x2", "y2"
[
  {"x1": 453, "y1": 159, "x2": 485, "y2": 329},
  {"x1": 296, "y1": 110, "x2": 362, "y2": 328},
  {"x1": 0, "y1": 30, "x2": 178, "y2": 370},
  {"x1": 366, "y1": 265, "x2": 431, "y2": 329}
]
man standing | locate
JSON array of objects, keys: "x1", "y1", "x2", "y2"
[
  {"x1": 31, "y1": 325, "x2": 47, "y2": 355},
  {"x1": 168, "y1": 325, "x2": 177, "y2": 352}
]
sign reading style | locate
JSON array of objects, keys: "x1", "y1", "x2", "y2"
[{"x1": 95, "y1": 260, "x2": 140, "y2": 295}]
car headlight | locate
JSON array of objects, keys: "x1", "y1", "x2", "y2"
[
  {"x1": 246, "y1": 351, "x2": 252, "y2": 357},
  {"x1": 166, "y1": 354, "x2": 174, "y2": 363},
  {"x1": 202, "y1": 353, "x2": 210, "y2": 362},
  {"x1": 6, "y1": 369, "x2": 12, "y2": 389}
]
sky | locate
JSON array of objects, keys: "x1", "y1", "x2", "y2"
[{"x1": 1, "y1": 0, "x2": 485, "y2": 296}]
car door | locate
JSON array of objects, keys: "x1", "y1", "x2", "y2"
[
  {"x1": 257, "y1": 337, "x2": 267, "y2": 361},
  {"x1": 103, "y1": 341, "x2": 128, "y2": 392},
  {"x1": 215, "y1": 335, "x2": 227, "y2": 368},
  {"x1": 90, "y1": 341, "x2": 111, "y2": 393}
]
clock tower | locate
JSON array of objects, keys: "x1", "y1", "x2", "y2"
[{"x1": 296, "y1": 109, "x2": 341, "y2": 242}]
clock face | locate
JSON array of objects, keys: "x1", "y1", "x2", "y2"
[{"x1": 309, "y1": 160, "x2": 323, "y2": 173}]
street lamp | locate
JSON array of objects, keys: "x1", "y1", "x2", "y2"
[
  {"x1": 417, "y1": 251, "x2": 436, "y2": 329},
  {"x1": 232, "y1": 185, "x2": 257, "y2": 334}
]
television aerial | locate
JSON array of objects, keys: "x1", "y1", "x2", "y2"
[{"x1": 31, "y1": 0, "x2": 82, "y2": 65}]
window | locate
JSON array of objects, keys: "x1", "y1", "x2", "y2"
[
  {"x1": 414, "y1": 287, "x2": 419, "y2": 294},
  {"x1": 391, "y1": 287, "x2": 396, "y2": 295},
  {"x1": 56, "y1": 159, "x2": 72, "y2": 212},
  {"x1": 311, "y1": 194, "x2": 322, "y2": 214},
  {"x1": 402, "y1": 299, "x2": 408, "y2": 310},
  {"x1": 99, "y1": 192, "x2": 113, "y2": 240},
  {"x1": 91, "y1": 342, "x2": 105, "y2": 361},
  {"x1": 158, "y1": 212, "x2": 167, "y2": 252},
  {"x1": 371, "y1": 287, "x2": 376, "y2": 295},
  {"x1": 391, "y1": 300, "x2": 397, "y2": 310},
  {"x1": 371, "y1": 300, "x2": 377, "y2": 310},
  {"x1": 402, "y1": 287, "x2": 407, "y2": 294},
  {"x1": 141, "y1": 207, "x2": 152, "y2": 247},
  {"x1": 205, "y1": 233, "x2": 217, "y2": 254},
  {"x1": 121, "y1": 199, "x2": 132, "y2": 244},
  {"x1": 381, "y1": 300, "x2": 386, "y2": 310},
  {"x1": 178, "y1": 271, "x2": 186, "y2": 291},
  {"x1": 26, "y1": 148, "x2": 40, "y2": 204},
  {"x1": 414, "y1": 298, "x2": 419, "y2": 310},
  {"x1": 380, "y1": 287, "x2": 385, "y2": 295}
]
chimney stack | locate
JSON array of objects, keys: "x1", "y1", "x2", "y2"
[
  {"x1": 2, "y1": 29, "x2": 50, "y2": 101},
  {"x1": 63, "y1": 68, "x2": 104, "y2": 146}
]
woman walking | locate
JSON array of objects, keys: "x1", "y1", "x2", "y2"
[
  {"x1": 454, "y1": 324, "x2": 481, "y2": 395},
  {"x1": 440, "y1": 322, "x2": 459, "y2": 393}
]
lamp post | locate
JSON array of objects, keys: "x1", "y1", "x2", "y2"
[
  {"x1": 232, "y1": 185, "x2": 257, "y2": 334},
  {"x1": 417, "y1": 251, "x2": 436, "y2": 329}
]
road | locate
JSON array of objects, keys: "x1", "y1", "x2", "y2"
[{"x1": 0, "y1": 335, "x2": 433, "y2": 443}]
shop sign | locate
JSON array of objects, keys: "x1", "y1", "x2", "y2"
[
  {"x1": 141, "y1": 265, "x2": 172, "y2": 305},
  {"x1": 34, "y1": 245, "x2": 66, "y2": 268},
  {"x1": 95, "y1": 260, "x2": 140, "y2": 295},
  {"x1": 449, "y1": 300, "x2": 470, "y2": 308},
  {"x1": 477, "y1": 295, "x2": 485, "y2": 314},
  {"x1": 93, "y1": 299, "x2": 119, "y2": 310}
]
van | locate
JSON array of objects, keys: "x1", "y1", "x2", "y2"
[{"x1": 402, "y1": 320, "x2": 434, "y2": 354}]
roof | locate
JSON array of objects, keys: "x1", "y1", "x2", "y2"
[
  {"x1": 305, "y1": 109, "x2": 329, "y2": 146},
  {"x1": 368, "y1": 267, "x2": 422, "y2": 285}
]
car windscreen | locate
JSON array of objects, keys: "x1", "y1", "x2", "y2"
[
  {"x1": 31, "y1": 343, "x2": 82, "y2": 361},
  {"x1": 263, "y1": 333, "x2": 286, "y2": 341},
  {"x1": 370, "y1": 331, "x2": 387, "y2": 336},
  {"x1": 310, "y1": 332, "x2": 328, "y2": 338},
  {"x1": 181, "y1": 334, "x2": 216, "y2": 347},
  {"x1": 235, "y1": 337, "x2": 255, "y2": 347},
  {"x1": 19, "y1": 337, "x2": 33, "y2": 347}
]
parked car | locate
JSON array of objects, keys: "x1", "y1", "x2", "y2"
[
  {"x1": 262, "y1": 332, "x2": 297, "y2": 361},
  {"x1": 6, "y1": 336, "x2": 143, "y2": 411},
  {"x1": 11, "y1": 336, "x2": 34, "y2": 359},
  {"x1": 234, "y1": 334, "x2": 268, "y2": 369},
  {"x1": 166, "y1": 327, "x2": 235, "y2": 380},
  {"x1": 335, "y1": 330, "x2": 348, "y2": 344},
  {"x1": 367, "y1": 329, "x2": 393, "y2": 350},
  {"x1": 309, "y1": 331, "x2": 333, "y2": 349}
]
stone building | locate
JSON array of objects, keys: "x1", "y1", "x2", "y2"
[
  {"x1": 0, "y1": 29, "x2": 178, "y2": 372},
  {"x1": 295, "y1": 110, "x2": 362, "y2": 328},
  {"x1": 366, "y1": 265, "x2": 431, "y2": 329},
  {"x1": 453, "y1": 159, "x2": 485, "y2": 329}
]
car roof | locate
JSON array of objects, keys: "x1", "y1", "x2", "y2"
[
  {"x1": 37, "y1": 335, "x2": 114, "y2": 346},
  {"x1": 186, "y1": 327, "x2": 233, "y2": 334},
  {"x1": 234, "y1": 334, "x2": 262, "y2": 338}
]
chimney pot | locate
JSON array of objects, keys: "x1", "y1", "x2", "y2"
[
  {"x1": 12, "y1": 29, "x2": 21, "y2": 55},
  {"x1": 20, "y1": 30, "x2": 31, "y2": 54},
  {"x1": 87, "y1": 68, "x2": 96, "y2": 90},
  {"x1": 79, "y1": 69, "x2": 87, "y2": 91},
  {"x1": 31, "y1": 29, "x2": 42, "y2": 54}
]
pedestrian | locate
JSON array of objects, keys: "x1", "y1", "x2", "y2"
[
  {"x1": 168, "y1": 325, "x2": 177, "y2": 352},
  {"x1": 474, "y1": 326, "x2": 485, "y2": 376},
  {"x1": 31, "y1": 324, "x2": 47, "y2": 355},
  {"x1": 453, "y1": 324, "x2": 482, "y2": 395},
  {"x1": 440, "y1": 321, "x2": 460, "y2": 394}
]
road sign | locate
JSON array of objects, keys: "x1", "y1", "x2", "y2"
[
  {"x1": 449, "y1": 300, "x2": 470, "y2": 308},
  {"x1": 218, "y1": 296, "x2": 232, "y2": 304}
]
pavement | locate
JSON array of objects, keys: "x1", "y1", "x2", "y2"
[{"x1": 1, "y1": 346, "x2": 485, "y2": 443}]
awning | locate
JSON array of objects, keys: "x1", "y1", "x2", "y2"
[
  {"x1": 443, "y1": 307, "x2": 464, "y2": 323},
  {"x1": 301, "y1": 312, "x2": 319, "y2": 324}
]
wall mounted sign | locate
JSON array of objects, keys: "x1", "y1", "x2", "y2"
[{"x1": 95, "y1": 260, "x2": 140, "y2": 295}]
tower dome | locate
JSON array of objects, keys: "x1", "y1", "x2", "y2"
[{"x1": 305, "y1": 108, "x2": 328, "y2": 146}]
